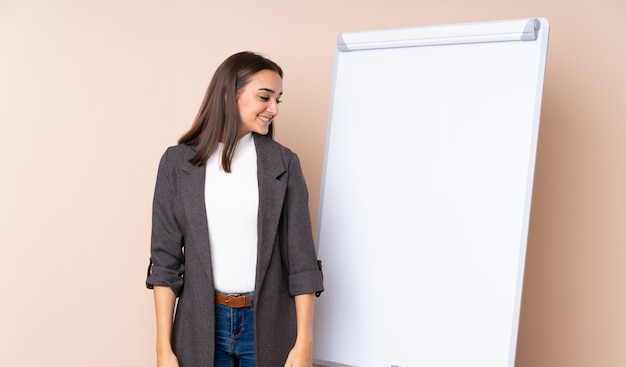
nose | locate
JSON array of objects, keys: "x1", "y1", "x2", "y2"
[{"x1": 267, "y1": 100, "x2": 278, "y2": 115}]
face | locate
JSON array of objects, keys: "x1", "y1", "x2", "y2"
[{"x1": 236, "y1": 69, "x2": 283, "y2": 136}]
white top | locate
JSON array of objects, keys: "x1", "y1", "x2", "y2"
[{"x1": 204, "y1": 133, "x2": 258, "y2": 293}]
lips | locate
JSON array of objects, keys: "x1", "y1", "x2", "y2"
[{"x1": 258, "y1": 115, "x2": 273, "y2": 124}]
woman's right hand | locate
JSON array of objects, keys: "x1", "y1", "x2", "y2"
[{"x1": 157, "y1": 349, "x2": 179, "y2": 367}]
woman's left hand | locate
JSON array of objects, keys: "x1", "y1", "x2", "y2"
[{"x1": 284, "y1": 340, "x2": 313, "y2": 367}]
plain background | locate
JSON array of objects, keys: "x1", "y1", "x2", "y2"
[{"x1": 0, "y1": 1, "x2": 624, "y2": 366}]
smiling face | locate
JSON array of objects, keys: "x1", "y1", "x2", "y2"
[{"x1": 236, "y1": 69, "x2": 283, "y2": 137}]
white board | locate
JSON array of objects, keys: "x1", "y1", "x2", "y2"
[{"x1": 313, "y1": 18, "x2": 550, "y2": 367}]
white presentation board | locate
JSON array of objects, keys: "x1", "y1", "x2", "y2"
[{"x1": 313, "y1": 18, "x2": 550, "y2": 367}]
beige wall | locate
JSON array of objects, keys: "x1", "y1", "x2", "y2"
[{"x1": 1, "y1": 0, "x2": 624, "y2": 366}]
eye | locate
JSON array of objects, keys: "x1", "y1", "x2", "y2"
[{"x1": 259, "y1": 95, "x2": 282, "y2": 104}]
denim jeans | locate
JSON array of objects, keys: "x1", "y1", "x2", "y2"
[{"x1": 214, "y1": 297, "x2": 255, "y2": 367}]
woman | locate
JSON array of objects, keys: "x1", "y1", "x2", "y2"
[{"x1": 146, "y1": 51, "x2": 324, "y2": 367}]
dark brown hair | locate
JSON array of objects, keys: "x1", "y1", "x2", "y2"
[{"x1": 178, "y1": 51, "x2": 283, "y2": 171}]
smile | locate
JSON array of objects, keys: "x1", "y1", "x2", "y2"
[{"x1": 258, "y1": 115, "x2": 273, "y2": 124}]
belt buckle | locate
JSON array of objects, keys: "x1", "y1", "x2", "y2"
[{"x1": 226, "y1": 293, "x2": 245, "y2": 307}]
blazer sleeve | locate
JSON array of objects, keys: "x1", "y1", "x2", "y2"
[
  {"x1": 283, "y1": 152, "x2": 324, "y2": 297},
  {"x1": 145, "y1": 147, "x2": 185, "y2": 296}
]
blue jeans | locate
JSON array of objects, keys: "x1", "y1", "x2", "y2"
[{"x1": 214, "y1": 298, "x2": 256, "y2": 367}]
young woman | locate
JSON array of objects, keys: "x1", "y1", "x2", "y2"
[{"x1": 146, "y1": 51, "x2": 324, "y2": 367}]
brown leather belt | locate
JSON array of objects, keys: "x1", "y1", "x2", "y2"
[{"x1": 215, "y1": 292, "x2": 252, "y2": 308}]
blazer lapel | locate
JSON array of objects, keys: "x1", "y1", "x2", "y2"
[
  {"x1": 179, "y1": 148, "x2": 214, "y2": 286},
  {"x1": 254, "y1": 134, "x2": 287, "y2": 292}
]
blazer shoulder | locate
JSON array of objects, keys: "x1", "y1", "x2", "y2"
[
  {"x1": 253, "y1": 133, "x2": 297, "y2": 158},
  {"x1": 155, "y1": 143, "x2": 197, "y2": 178},
  {"x1": 163, "y1": 143, "x2": 195, "y2": 160},
  {"x1": 159, "y1": 143, "x2": 195, "y2": 165}
]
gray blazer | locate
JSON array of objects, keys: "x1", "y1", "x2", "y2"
[{"x1": 146, "y1": 133, "x2": 324, "y2": 367}]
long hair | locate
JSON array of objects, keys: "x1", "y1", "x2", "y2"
[{"x1": 178, "y1": 51, "x2": 283, "y2": 172}]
